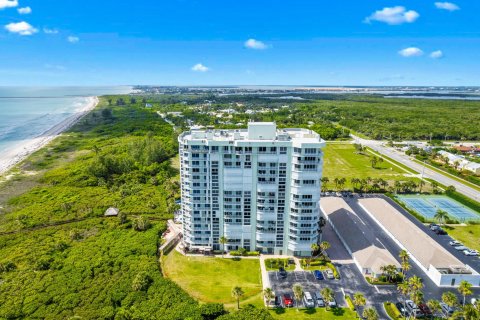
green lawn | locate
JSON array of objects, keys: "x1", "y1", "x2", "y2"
[
  {"x1": 323, "y1": 143, "x2": 411, "y2": 189},
  {"x1": 162, "y1": 250, "x2": 263, "y2": 309},
  {"x1": 270, "y1": 307, "x2": 357, "y2": 319},
  {"x1": 444, "y1": 225, "x2": 480, "y2": 251}
]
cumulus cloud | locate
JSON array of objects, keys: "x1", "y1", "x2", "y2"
[
  {"x1": 67, "y1": 36, "x2": 79, "y2": 43},
  {"x1": 5, "y1": 21, "x2": 38, "y2": 35},
  {"x1": 191, "y1": 63, "x2": 209, "y2": 72},
  {"x1": 430, "y1": 50, "x2": 444, "y2": 59},
  {"x1": 244, "y1": 38, "x2": 268, "y2": 50},
  {"x1": 435, "y1": 2, "x2": 460, "y2": 11},
  {"x1": 398, "y1": 47, "x2": 424, "y2": 57},
  {"x1": 365, "y1": 6, "x2": 419, "y2": 25},
  {"x1": 17, "y1": 6, "x2": 31, "y2": 14},
  {"x1": 43, "y1": 27, "x2": 59, "y2": 34},
  {"x1": 0, "y1": 0, "x2": 18, "y2": 9}
]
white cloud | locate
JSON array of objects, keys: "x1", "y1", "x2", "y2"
[
  {"x1": 398, "y1": 47, "x2": 424, "y2": 57},
  {"x1": 17, "y1": 6, "x2": 31, "y2": 14},
  {"x1": 191, "y1": 63, "x2": 209, "y2": 72},
  {"x1": 430, "y1": 50, "x2": 444, "y2": 59},
  {"x1": 435, "y1": 2, "x2": 460, "y2": 11},
  {"x1": 5, "y1": 21, "x2": 38, "y2": 35},
  {"x1": 244, "y1": 38, "x2": 268, "y2": 50},
  {"x1": 67, "y1": 36, "x2": 79, "y2": 43},
  {"x1": 43, "y1": 28, "x2": 59, "y2": 34},
  {"x1": 365, "y1": 6, "x2": 419, "y2": 25},
  {"x1": 0, "y1": 0, "x2": 18, "y2": 9}
]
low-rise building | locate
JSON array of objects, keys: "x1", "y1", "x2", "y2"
[
  {"x1": 359, "y1": 198, "x2": 480, "y2": 287},
  {"x1": 320, "y1": 197, "x2": 401, "y2": 278}
]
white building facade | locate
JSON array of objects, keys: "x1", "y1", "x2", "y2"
[{"x1": 178, "y1": 122, "x2": 325, "y2": 256}]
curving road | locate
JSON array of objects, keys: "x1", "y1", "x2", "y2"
[{"x1": 351, "y1": 134, "x2": 480, "y2": 203}]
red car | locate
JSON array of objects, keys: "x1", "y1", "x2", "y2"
[
  {"x1": 419, "y1": 303, "x2": 432, "y2": 318},
  {"x1": 283, "y1": 294, "x2": 294, "y2": 307}
]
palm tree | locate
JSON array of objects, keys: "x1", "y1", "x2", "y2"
[
  {"x1": 362, "y1": 307, "x2": 379, "y2": 320},
  {"x1": 353, "y1": 292, "x2": 366, "y2": 318},
  {"x1": 442, "y1": 291, "x2": 458, "y2": 312},
  {"x1": 310, "y1": 243, "x2": 319, "y2": 256},
  {"x1": 394, "y1": 181, "x2": 402, "y2": 194},
  {"x1": 454, "y1": 303, "x2": 480, "y2": 320},
  {"x1": 231, "y1": 286, "x2": 244, "y2": 310},
  {"x1": 333, "y1": 178, "x2": 340, "y2": 191},
  {"x1": 412, "y1": 291, "x2": 424, "y2": 319},
  {"x1": 458, "y1": 280, "x2": 473, "y2": 307},
  {"x1": 370, "y1": 156, "x2": 378, "y2": 168},
  {"x1": 219, "y1": 236, "x2": 228, "y2": 258},
  {"x1": 292, "y1": 283, "x2": 303, "y2": 309},
  {"x1": 338, "y1": 177, "x2": 347, "y2": 191},
  {"x1": 321, "y1": 177, "x2": 329, "y2": 192},
  {"x1": 431, "y1": 181, "x2": 439, "y2": 193},
  {"x1": 319, "y1": 241, "x2": 331, "y2": 259},
  {"x1": 408, "y1": 276, "x2": 424, "y2": 293},
  {"x1": 434, "y1": 209, "x2": 449, "y2": 226},
  {"x1": 427, "y1": 299, "x2": 441, "y2": 318},
  {"x1": 399, "y1": 250, "x2": 410, "y2": 278},
  {"x1": 321, "y1": 287, "x2": 334, "y2": 310},
  {"x1": 263, "y1": 288, "x2": 275, "y2": 309},
  {"x1": 418, "y1": 180, "x2": 426, "y2": 193}
]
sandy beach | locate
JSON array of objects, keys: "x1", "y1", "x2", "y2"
[{"x1": 0, "y1": 96, "x2": 99, "y2": 176}]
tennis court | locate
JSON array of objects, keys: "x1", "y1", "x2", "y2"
[{"x1": 397, "y1": 195, "x2": 480, "y2": 222}]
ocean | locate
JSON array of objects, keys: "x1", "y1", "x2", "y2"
[{"x1": 0, "y1": 86, "x2": 132, "y2": 153}]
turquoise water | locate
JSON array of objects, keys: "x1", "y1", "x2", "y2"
[{"x1": 0, "y1": 86, "x2": 131, "y2": 152}]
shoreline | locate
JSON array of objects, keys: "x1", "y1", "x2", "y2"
[{"x1": 0, "y1": 96, "x2": 99, "y2": 176}]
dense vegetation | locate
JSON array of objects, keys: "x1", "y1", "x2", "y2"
[
  {"x1": 0, "y1": 97, "x2": 270, "y2": 319},
  {"x1": 150, "y1": 94, "x2": 480, "y2": 141}
]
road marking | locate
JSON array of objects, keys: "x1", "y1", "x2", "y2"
[
  {"x1": 376, "y1": 238, "x2": 386, "y2": 248},
  {"x1": 374, "y1": 286, "x2": 380, "y2": 293}
]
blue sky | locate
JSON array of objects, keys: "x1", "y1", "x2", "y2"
[{"x1": 0, "y1": 0, "x2": 479, "y2": 86}]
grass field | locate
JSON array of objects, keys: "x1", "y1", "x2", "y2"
[
  {"x1": 270, "y1": 307, "x2": 357, "y2": 319},
  {"x1": 323, "y1": 143, "x2": 412, "y2": 189},
  {"x1": 444, "y1": 225, "x2": 480, "y2": 251},
  {"x1": 162, "y1": 250, "x2": 263, "y2": 309}
]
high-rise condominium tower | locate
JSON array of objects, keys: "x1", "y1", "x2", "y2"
[{"x1": 178, "y1": 122, "x2": 325, "y2": 256}]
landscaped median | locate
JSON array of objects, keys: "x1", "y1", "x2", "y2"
[
  {"x1": 300, "y1": 258, "x2": 340, "y2": 279},
  {"x1": 264, "y1": 258, "x2": 296, "y2": 271},
  {"x1": 270, "y1": 307, "x2": 357, "y2": 319},
  {"x1": 384, "y1": 302, "x2": 402, "y2": 319}
]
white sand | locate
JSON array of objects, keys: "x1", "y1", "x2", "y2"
[{"x1": 0, "y1": 96, "x2": 99, "y2": 176}]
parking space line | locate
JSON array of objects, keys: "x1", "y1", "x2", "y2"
[{"x1": 374, "y1": 286, "x2": 380, "y2": 293}]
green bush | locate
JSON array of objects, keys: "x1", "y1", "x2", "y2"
[{"x1": 229, "y1": 250, "x2": 259, "y2": 257}]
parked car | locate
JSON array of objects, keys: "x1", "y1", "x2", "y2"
[
  {"x1": 283, "y1": 294, "x2": 294, "y2": 308},
  {"x1": 463, "y1": 249, "x2": 479, "y2": 256},
  {"x1": 274, "y1": 296, "x2": 281, "y2": 308},
  {"x1": 406, "y1": 300, "x2": 423, "y2": 318},
  {"x1": 419, "y1": 303, "x2": 433, "y2": 317},
  {"x1": 454, "y1": 245, "x2": 468, "y2": 251},
  {"x1": 314, "y1": 292, "x2": 325, "y2": 307},
  {"x1": 395, "y1": 302, "x2": 408, "y2": 316},
  {"x1": 279, "y1": 267, "x2": 288, "y2": 278},
  {"x1": 313, "y1": 270, "x2": 324, "y2": 280},
  {"x1": 435, "y1": 228, "x2": 447, "y2": 235},
  {"x1": 303, "y1": 292, "x2": 315, "y2": 308},
  {"x1": 440, "y1": 302, "x2": 455, "y2": 316},
  {"x1": 325, "y1": 269, "x2": 335, "y2": 279},
  {"x1": 429, "y1": 223, "x2": 439, "y2": 230},
  {"x1": 328, "y1": 297, "x2": 337, "y2": 308},
  {"x1": 266, "y1": 293, "x2": 277, "y2": 308},
  {"x1": 449, "y1": 240, "x2": 462, "y2": 246}
]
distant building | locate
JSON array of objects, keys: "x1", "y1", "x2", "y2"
[
  {"x1": 438, "y1": 150, "x2": 480, "y2": 174},
  {"x1": 178, "y1": 122, "x2": 325, "y2": 256}
]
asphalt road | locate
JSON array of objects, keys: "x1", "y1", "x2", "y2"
[{"x1": 351, "y1": 134, "x2": 480, "y2": 202}]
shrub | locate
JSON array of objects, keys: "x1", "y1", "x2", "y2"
[
  {"x1": 131, "y1": 272, "x2": 152, "y2": 292},
  {"x1": 0, "y1": 261, "x2": 16, "y2": 273},
  {"x1": 199, "y1": 303, "x2": 226, "y2": 320},
  {"x1": 132, "y1": 216, "x2": 151, "y2": 231}
]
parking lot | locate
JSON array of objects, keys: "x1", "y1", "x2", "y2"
[{"x1": 268, "y1": 270, "x2": 347, "y2": 308}]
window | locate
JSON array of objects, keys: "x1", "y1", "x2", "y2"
[{"x1": 280, "y1": 147, "x2": 287, "y2": 154}]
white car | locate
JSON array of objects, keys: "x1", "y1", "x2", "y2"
[
  {"x1": 325, "y1": 269, "x2": 335, "y2": 279},
  {"x1": 449, "y1": 240, "x2": 462, "y2": 246},
  {"x1": 454, "y1": 245, "x2": 468, "y2": 251},
  {"x1": 463, "y1": 249, "x2": 479, "y2": 256}
]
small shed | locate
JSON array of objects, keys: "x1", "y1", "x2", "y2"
[{"x1": 104, "y1": 207, "x2": 119, "y2": 217}]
